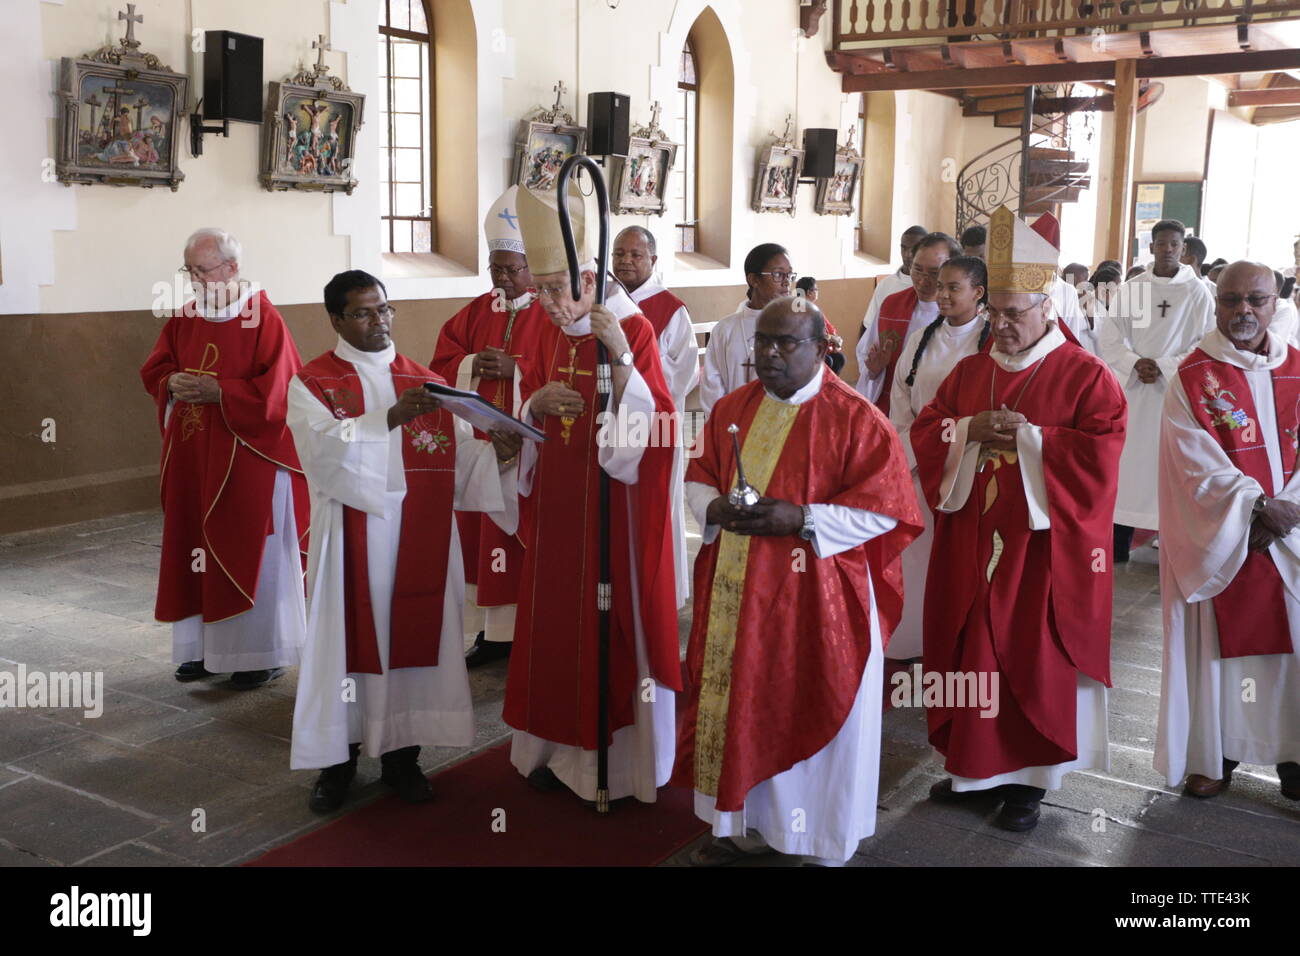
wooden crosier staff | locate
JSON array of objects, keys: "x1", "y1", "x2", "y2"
[{"x1": 555, "y1": 154, "x2": 614, "y2": 813}]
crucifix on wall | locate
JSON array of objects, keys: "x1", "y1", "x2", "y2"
[{"x1": 118, "y1": 4, "x2": 143, "y2": 49}]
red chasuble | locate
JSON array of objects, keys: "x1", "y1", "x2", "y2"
[
  {"x1": 670, "y1": 376, "x2": 923, "y2": 811},
  {"x1": 911, "y1": 340, "x2": 1126, "y2": 779},
  {"x1": 139, "y1": 292, "x2": 307, "y2": 624},
  {"x1": 503, "y1": 310, "x2": 683, "y2": 749},
  {"x1": 429, "y1": 291, "x2": 546, "y2": 603},
  {"x1": 1177, "y1": 347, "x2": 1300, "y2": 658},
  {"x1": 297, "y1": 350, "x2": 457, "y2": 674},
  {"x1": 874, "y1": 288, "x2": 919, "y2": 417},
  {"x1": 636, "y1": 288, "x2": 687, "y2": 338}
]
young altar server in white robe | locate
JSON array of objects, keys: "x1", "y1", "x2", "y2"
[
  {"x1": 854, "y1": 225, "x2": 928, "y2": 384},
  {"x1": 887, "y1": 255, "x2": 990, "y2": 661},
  {"x1": 1101, "y1": 219, "x2": 1215, "y2": 559},
  {"x1": 614, "y1": 225, "x2": 699, "y2": 607},
  {"x1": 1155, "y1": 260, "x2": 1300, "y2": 803},
  {"x1": 699, "y1": 244, "x2": 794, "y2": 415},
  {"x1": 676, "y1": 296, "x2": 923, "y2": 866},
  {"x1": 287, "y1": 270, "x2": 522, "y2": 813}
]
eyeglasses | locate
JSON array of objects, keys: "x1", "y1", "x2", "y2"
[
  {"x1": 342, "y1": 305, "x2": 396, "y2": 321},
  {"x1": 756, "y1": 271, "x2": 798, "y2": 283},
  {"x1": 180, "y1": 259, "x2": 233, "y2": 278},
  {"x1": 986, "y1": 300, "x2": 1045, "y2": 322},
  {"x1": 535, "y1": 283, "x2": 575, "y2": 300},
  {"x1": 910, "y1": 265, "x2": 943, "y2": 280},
  {"x1": 752, "y1": 333, "x2": 823, "y2": 354},
  {"x1": 1216, "y1": 293, "x2": 1277, "y2": 309},
  {"x1": 489, "y1": 264, "x2": 528, "y2": 277}
]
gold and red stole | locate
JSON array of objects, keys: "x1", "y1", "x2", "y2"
[
  {"x1": 1179, "y1": 346, "x2": 1300, "y2": 658},
  {"x1": 298, "y1": 350, "x2": 456, "y2": 674},
  {"x1": 671, "y1": 375, "x2": 922, "y2": 811},
  {"x1": 874, "y1": 287, "x2": 919, "y2": 417},
  {"x1": 138, "y1": 293, "x2": 307, "y2": 624}
]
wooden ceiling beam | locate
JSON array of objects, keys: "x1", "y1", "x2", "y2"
[{"x1": 1229, "y1": 87, "x2": 1300, "y2": 106}]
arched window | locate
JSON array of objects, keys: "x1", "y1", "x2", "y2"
[
  {"x1": 378, "y1": 0, "x2": 433, "y2": 254},
  {"x1": 673, "y1": 40, "x2": 699, "y2": 254}
]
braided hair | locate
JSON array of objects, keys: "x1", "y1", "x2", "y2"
[{"x1": 904, "y1": 255, "x2": 990, "y2": 387}]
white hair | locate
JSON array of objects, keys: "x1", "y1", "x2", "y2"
[{"x1": 185, "y1": 227, "x2": 242, "y2": 264}]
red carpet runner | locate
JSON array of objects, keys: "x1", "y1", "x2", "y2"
[{"x1": 246, "y1": 742, "x2": 708, "y2": 867}]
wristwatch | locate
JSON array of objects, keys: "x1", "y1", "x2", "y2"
[
  {"x1": 613, "y1": 350, "x2": 634, "y2": 367},
  {"x1": 1253, "y1": 494, "x2": 1269, "y2": 515},
  {"x1": 798, "y1": 504, "x2": 816, "y2": 541}
]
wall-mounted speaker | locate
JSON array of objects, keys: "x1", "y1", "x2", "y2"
[
  {"x1": 587, "y1": 91, "x2": 630, "y2": 157},
  {"x1": 802, "y1": 128, "x2": 838, "y2": 179},
  {"x1": 203, "y1": 31, "x2": 263, "y2": 123}
]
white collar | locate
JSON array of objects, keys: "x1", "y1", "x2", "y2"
[
  {"x1": 765, "y1": 360, "x2": 824, "y2": 405},
  {"x1": 560, "y1": 285, "x2": 638, "y2": 338},
  {"x1": 334, "y1": 334, "x2": 396, "y2": 368},
  {"x1": 193, "y1": 283, "x2": 257, "y2": 321},
  {"x1": 506, "y1": 289, "x2": 535, "y2": 310},
  {"x1": 626, "y1": 274, "x2": 665, "y2": 303},
  {"x1": 1198, "y1": 326, "x2": 1287, "y2": 372},
  {"x1": 942, "y1": 313, "x2": 984, "y2": 336},
  {"x1": 990, "y1": 321, "x2": 1066, "y2": 371},
  {"x1": 1143, "y1": 262, "x2": 1198, "y2": 286}
]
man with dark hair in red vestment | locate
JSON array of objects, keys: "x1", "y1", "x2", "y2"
[
  {"x1": 504, "y1": 184, "x2": 683, "y2": 805},
  {"x1": 140, "y1": 227, "x2": 308, "y2": 690},
  {"x1": 430, "y1": 186, "x2": 547, "y2": 668},
  {"x1": 911, "y1": 206, "x2": 1126, "y2": 832},
  {"x1": 674, "y1": 296, "x2": 922, "y2": 866}
]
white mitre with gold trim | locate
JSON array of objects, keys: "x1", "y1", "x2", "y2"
[
  {"x1": 987, "y1": 204, "x2": 1058, "y2": 296},
  {"x1": 516, "y1": 182, "x2": 593, "y2": 276},
  {"x1": 484, "y1": 185, "x2": 526, "y2": 254}
]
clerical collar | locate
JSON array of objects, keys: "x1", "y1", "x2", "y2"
[
  {"x1": 627, "y1": 274, "x2": 664, "y2": 303},
  {"x1": 193, "y1": 282, "x2": 257, "y2": 322},
  {"x1": 990, "y1": 321, "x2": 1066, "y2": 372},
  {"x1": 334, "y1": 334, "x2": 396, "y2": 367},
  {"x1": 765, "y1": 361, "x2": 824, "y2": 405},
  {"x1": 506, "y1": 290, "x2": 535, "y2": 311},
  {"x1": 1200, "y1": 327, "x2": 1287, "y2": 372}
]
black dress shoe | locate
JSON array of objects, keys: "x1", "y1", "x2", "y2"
[
  {"x1": 1278, "y1": 762, "x2": 1300, "y2": 801},
  {"x1": 175, "y1": 660, "x2": 213, "y2": 682},
  {"x1": 381, "y1": 746, "x2": 433, "y2": 803},
  {"x1": 994, "y1": 784, "x2": 1045, "y2": 832},
  {"x1": 465, "y1": 631, "x2": 511, "y2": 668},
  {"x1": 309, "y1": 747, "x2": 360, "y2": 813},
  {"x1": 527, "y1": 766, "x2": 567, "y2": 792},
  {"x1": 230, "y1": 667, "x2": 286, "y2": 690}
]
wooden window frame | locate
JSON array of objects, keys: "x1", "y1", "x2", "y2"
[{"x1": 379, "y1": 0, "x2": 435, "y2": 255}]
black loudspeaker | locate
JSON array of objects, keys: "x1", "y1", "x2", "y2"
[
  {"x1": 204, "y1": 31, "x2": 263, "y2": 122},
  {"x1": 802, "y1": 128, "x2": 838, "y2": 178},
  {"x1": 587, "y1": 91, "x2": 630, "y2": 157}
]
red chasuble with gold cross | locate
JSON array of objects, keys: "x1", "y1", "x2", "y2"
[
  {"x1": 139, "y1": 292, "x2": 308, "y2": 624},
  {"x1": 430, "y1": 291, "x2": 546, "y2": 602},
  {"x1": 503, "y1": 311, "x2": 682, "y2": 749},
  {"x1": 911, "y1": 340, "x2": 1125, "y2": 779},
  {"x1": 670, "y1": 375, "x2": 922, "y2": 811}
]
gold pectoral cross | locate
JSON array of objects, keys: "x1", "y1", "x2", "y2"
[{"x1": 556, "y1": 342, "x2": 592, "y2": 445}]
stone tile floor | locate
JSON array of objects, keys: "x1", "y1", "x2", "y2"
[{"x1": 0, "y1": 511, "x2": 1296, "y2": 867}]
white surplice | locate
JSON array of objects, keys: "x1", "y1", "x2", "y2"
[
  {"x1": 1271, "y1": 297, "x2": 1300, "y2": 350},
  {"x1": 509, "y1": 286, "x2": 677, "y2": 802},
  {"x1": 855, "y1": 296, "x2": 941, "y2": 402},
  {"x1": 699, "y1": 300, "x2": 760, "y2": 416},
  {"x1": 930, "y1": 323, "x2": 1110, "y2": 792},
  {"x1": 166, "y1": 288, "x2": 305, "y2": 672},
  {"x1": 628, "y1": 275, "x2": 698, "y2": 608},
  {"x1": 1076, "y1": 290, "x2": 1109, "y2": 358},
  {"x1": 1155, "y1": 327, "x2": 1300, "y2": 785},
  {"x1": 1050, "y1": 274, "x2": 1086, "y2": 341},
  {"x1": 286, "y1": 336, "x2": 518, "y2": 770},
  {"x1": 684, "y1": 363, "x2": 898, "y2": 862},
  {"x1": 1100, "y1": 263, "x2": 1215, "y2": 529},
  {"x1": 853, "y1": 268, "x2": 912, "y2": 382},
  {"x1": 887, "y1": 314, "x2": 986, "y2": 660}
]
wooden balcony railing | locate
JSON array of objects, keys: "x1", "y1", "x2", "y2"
[{"x1": 834, "y1": 0, "x2": 1300, "y2": 45}]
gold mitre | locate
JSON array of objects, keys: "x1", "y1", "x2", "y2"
[
  {"x1": 516, "y1": 182, "x2": 592, "y2": 276},
  {"x1": 986, "y1": 205, "x2": 1058, "y2": 296}
]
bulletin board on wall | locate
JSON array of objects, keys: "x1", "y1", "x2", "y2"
[{"x1": 1130, "y1": 181, "x2": 1204, "y2": 261}]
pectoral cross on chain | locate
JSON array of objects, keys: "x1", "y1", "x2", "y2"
[
  {"x1": 556, "y1": 343, "x2": 592, "y2": 445},
  {"x1": 1157, "y1": 299, "x2": 1171, "y2": 318}
]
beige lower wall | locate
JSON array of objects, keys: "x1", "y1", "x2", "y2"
[{"x1": 1, "y1": 276, "x2": 876, "y2": 535}]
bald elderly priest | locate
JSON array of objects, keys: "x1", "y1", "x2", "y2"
[
  {"x1": 140, "y1": 227, "x2": 308, "y2": 689},
  {"x1": 674, "y1": 297, "x2": 922, "y2": 866},
  {"x1": 1156, "y1": 260, "x2": 1300, "y2": 802},
  {"x1": 911, "y1": 206, "x2": 1127, "y2": 832},
  {"x1": 504, "y1": 184, "x2": 683, "y2": 804},
  {"x1": 287, "y1": 271, "x2": 522, "y2": 811},
  {"x1": 430, "y1": 186, "x2": 547, "y2": 667}
]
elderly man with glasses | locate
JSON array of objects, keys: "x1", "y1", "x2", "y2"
[
  {"x1": 140, "y1": 227, "x2": 309, "y2": 691},
  {"x1": 1156, "y1": 260, "x2": 1300, "y2": 804},
  {"x1": 675, "y1": 294, "x2": 922, "y2": 866}
]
